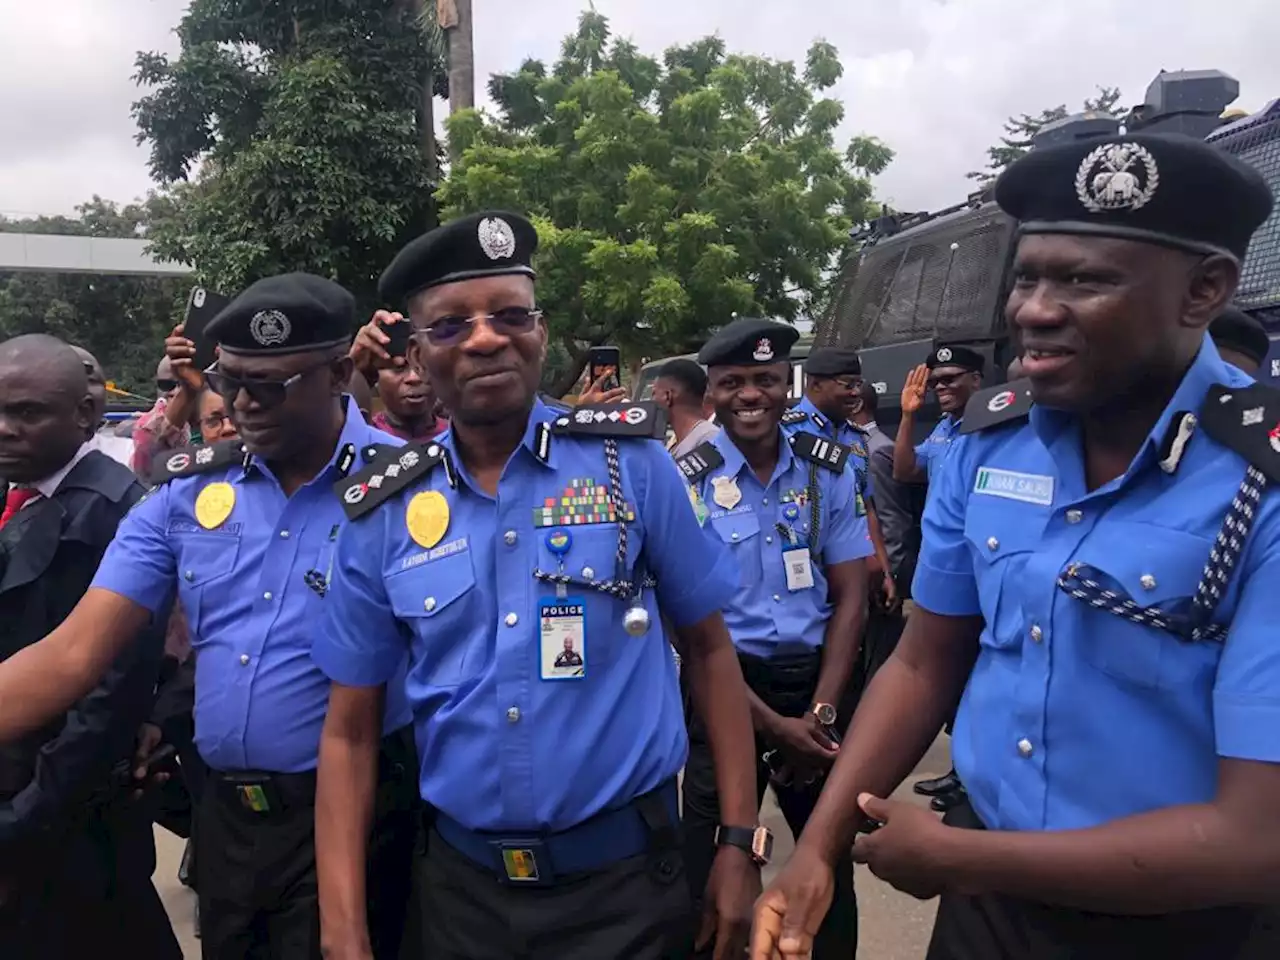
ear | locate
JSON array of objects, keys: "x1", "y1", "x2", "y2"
[
  {"x1": 330, "y1": 354, "x2": 355, "y2": 396},
  {"x1": 1183, "y1": 254, "x2": 1240, "y2": 331},
  {"x1": 73, "y1": 393, "x2": 95, "y2": 435}
]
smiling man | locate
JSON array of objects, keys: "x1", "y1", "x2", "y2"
[
  {"x1": 892, "y1": 343, "x2": 984, "y2": 485},
  {"x1": 752, "y1": 134, "x2": 1280, "y2": 960}
]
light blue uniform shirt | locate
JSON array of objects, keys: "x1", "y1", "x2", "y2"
[
  {"x1": 913, "y1": 338, "x2": 1280, "y2": 832},
  {"x1": 312, "y1": 399, "x2": 738, "y2": 832},
  {"x1": 914, "y1": 415, "x2": 962, "y2": 483},
  {"x1": 788, "y1": 397, "x2": 873, "y2": 501},
  {"x1": 694, "y1": 427, "x2": 873, "y2": 660},
  {"x1": 92, "y1": 400, "x2": 412, "y2": 773}
]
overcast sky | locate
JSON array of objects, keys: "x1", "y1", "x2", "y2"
[{"x1": 2, "y1": 0, "x2": 1278, "y2": 220}]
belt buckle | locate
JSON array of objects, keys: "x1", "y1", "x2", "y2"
[
  {"x1": 236, "y1": 783, "x2": 272, "y2": 813},
  {"x1": 492, "y1": 839, "x2": 551, "y2": 885}
]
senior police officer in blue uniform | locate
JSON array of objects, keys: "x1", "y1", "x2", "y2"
[
  {"x1": 309, "y1": 211, "x2": 762, "y2": 960},
  {"x1": 0, "y1": 274, "x2": 419, "y2": 959},
  {"x1": 752, "y1": 132, "x2": 1280, "y2": 960},
  {"x1": 892, "y1": 343, "x2": 985, "y2": 485},
  {"x1": 677, "y1": 319, "x2": 872, "y2": 960}
]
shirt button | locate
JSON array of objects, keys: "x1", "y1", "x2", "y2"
[
  {"x1": 506, "y1": 706, "x2": 520, "y2": 723},
  {"x1": 581, "y1": 566, "x2": 595, "y2": 580},
  {"x1": 765, "y1": 536, "x2": 773, "y2": 544},
  {"x1": 239, "y1": 654, "x2": 250, "y2": 666},
  {"x1": 183, "y1": 571, "x2": 194, "y2": 582},
  {"x1": 263, "y1": 591, "x2": 273, "y2": 601},
  {"x1": 986, "y1": 536, "x2": 999, "y2": 551},
  {"x1": 1065, "y1": 509, "x2": 1083, "y2": 524},
  {"x1": 505, "y1": 612, "x2": 519, "y2": 627},
  {"x1": 1017, "y1": 738, "x2": 1034, "y2": 758},
  {"x1": 762, "y1": 497, "x2": 769, "y2": 505},
  {"x1": 772, "y1": 594, "x2": 781, "y2": 602},
  {"x1": 279, "y1": 530, "x2": 290, "y2": 539},
  {"x1": 503, "y1": 530, "x2": 517, "y2": 546},
  {"x1": 1140, "y1": 574, "x2": 1157, "y2": 591},
  {"x1": 424, "y1": 597, "x2": 437, "y2": 612},
  {"x1": 1030, "y1": 625, "x2": 1043, "y2": 643},
  {"x1": 731, "y1": 532, "x2": 739, "y2": 541}
]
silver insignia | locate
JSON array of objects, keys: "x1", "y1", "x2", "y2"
[
  {"x1": 249, "y1": 309, "x2": 292, "y2": 347},
  {"x1": 477, "y1": 217, "x2": 517, "y2": 260},
  {"x1": 1075, "y1": 142, "x2": 1159, "y2": 214},
  {"x1": 368, "y1": 475, "x2": 384, "y2": 489},
  {"x1": 384, "y1": 464, "x2": 401, "y2": 478},
  {"x1": 752, "y1": 338, "x2": 774, "y2": 362},
  {"x1": 1242, "y1": 406, "x2": 1265, "y2": 427},
  {"x1": 195, "y1": 447, "x2": 215, "y2": 465},
  {"x1": 399, "y1": 451, "x2": 420, "y2": 468},
  {"x1": 936, "y1": 347, "x2": 953, "y2": 363},
  {"x1": 343, "y1": 484, "x2": 367, "y2": 504}
]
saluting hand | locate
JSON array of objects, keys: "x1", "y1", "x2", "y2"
[
  {"x1": 698, "y1": 844, "x2": 760, "y2": 959},
  {"x1": 349, "y1": 310, "x2": 407, "y2": 376},
  {"x1": 900, "y1": 364, "x2": 928, "y2": 415},
  {"x1": 850, "y1": 793, "x2": 955, "y2": 900},
  {"x1": 749, "y1": 843, "x2": 834, "y2": 960}
]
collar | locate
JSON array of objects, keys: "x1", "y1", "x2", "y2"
[
  {"x1": 712, "y1": 426, "x2": 797, "y2": 485},
  {"x1": 1029, "y1": 334, "x2": 1240, "y2": 471},
  {"x1": 239, "y1": 396, "x2": 377, "y2": 485},
  {"x1": 29, "y1": 441, "x2": 94, "y2": 500},
  {"x1": 433, "y1": 397, "x2": 559, "y2": 477}
]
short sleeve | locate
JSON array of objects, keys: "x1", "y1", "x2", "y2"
[
  {"x1": 639, "y1": 448, "x2": 738, "y2": 628},
  {"x1": 312, "y1": 511, "x2": 409, "y2": 687},
  {"x1": 90, "y1": 484, "x2": 178, "y2": 615},
  {"x1": 823, "y1": 465, "x2": 874, "y2": 565},
  {"x1": 910, "y1": 437, "x2": 981, "y2": 616},
  {"x1": 1213, "y1": 509, "x2": 1280, "y2": 763}
]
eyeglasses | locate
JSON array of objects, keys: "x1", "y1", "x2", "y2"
[
  {"x1": 418, "y1": 307, "x2": 542, "y2": 345},
  {"x1": 928, "y1": 372, "x2": 970, "y2": 391},
  {"x1": 156, "y1": 378, "x2": 179, "y2": 393},
  {"x1": 200, "y1": 411, "x2": 233, "y2": 432},
  {"x1": 203, "y1": 358, "x2": 332, "y2": 409}
]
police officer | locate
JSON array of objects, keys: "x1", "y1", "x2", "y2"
[
  {"x1": 677, "y1": 319, "x2": 871, "y2": 960},
  {"x1": 892, "y1": 343, "x2": 984, "y2": 484},
  {"x1": 752, "y1": 133, "x2": 1280, "y2": 960},
  {"x1": 1209, "y1": 305, "x2": 1270, "y2": 376},
  {"x1": 0, "y1": 274, "x2": 419, "y2": 959},
  {"x1": 310, "y1": 211, "x2": 761, "y2": 960}
]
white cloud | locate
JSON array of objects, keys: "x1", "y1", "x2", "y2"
[{"x1": 1, "y1": 0, "x2": 1278, "y2": 217}]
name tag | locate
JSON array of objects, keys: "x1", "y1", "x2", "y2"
[
  {"x1": 783, "y1": 547, "x2": 815, "y2": 592},
  {"x1": 974, "y1": 467, "x2": 1054, "y2": 507}
]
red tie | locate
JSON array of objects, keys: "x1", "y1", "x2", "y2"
[{"x1": 0, "y1": 488, "x2": 40, "y2": 529}]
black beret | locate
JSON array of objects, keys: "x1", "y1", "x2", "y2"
[
  {"x1": 804, "y1": 346, "x2": 862, "y2": 378},
  {"x1": 1210, "y1": 306, "x2": 1271, "y2": 367},
  {"x1": 206, "y1": 273, "x2": 356, "y2": 356},
  {"x1": 698, "y1": 318, "x2": 799, "y2": 367},
  {"x1": 996, "y1": 133, "x2": 1273, "y2": 260},
  {"x1": 927, "y1": 343, "x2": 984, "y2": 373},
  {"x1": 380, "y1": 211, "x2": 538, "y2": 307}
]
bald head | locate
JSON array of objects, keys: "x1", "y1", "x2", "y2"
[
  {"x1": 0, "y1": 334, "x2": 94, "y2": 483},
  {"x1": 71, "y1": 345, "x2": 107, "y2": 427},
  {"x1": 0, "y1": 335, "x2": 89, "y2": 397}
]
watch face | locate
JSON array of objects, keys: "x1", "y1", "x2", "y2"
[
  {"x1": 752, "y1": 826, "x2": 774, "y2": 864},
  {"x1": 814, "y1": 703, "x2": 837, "y2": 726}
]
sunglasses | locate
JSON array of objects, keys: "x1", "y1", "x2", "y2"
[
  {"x1": 156, "y1": 378, "x2": 179, "y2": 393},
  {"x1": 418, "y1": 307, "x2": 542, "y2": 346},
  {"x1": 203, "y1": 358, "x2": 331, "y2": 409},
  {"x1": 928, "y1": 372, "x2": 970, "y2": 391}
]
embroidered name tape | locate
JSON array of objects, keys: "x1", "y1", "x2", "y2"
[{"x1": 973, "y1": 466, "x2": 1054, "y2": 506}]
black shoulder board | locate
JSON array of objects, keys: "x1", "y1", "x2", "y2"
[
  {"x1": 1199, "y1": 382, "x2": 1280, "y2": 484},
  {"x1": 549, "y1": 402, "x2": 668, "y2": 440},
  {"x1": 149, "y1": 440, "x2": 244, "y2": 484},
  {"x1": 789, "y1": 431, "x2": 851, "y2": 472},
  {"x1": 675, "y1": 442, "x2": 724, "y2": 484},
  {"x1": 360, "y1": 442, "x2": 407, "y2": 466},
  {"x1": 960, "y1": 379, "x2": 1034, "y2": 435},
  {"x1": 335, "y1": 442, "x2": 443, "y2": 521},
  {"x1": 780, "y1": 408, "x2": 809, "y2": 427}
]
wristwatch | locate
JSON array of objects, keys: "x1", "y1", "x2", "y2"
[
  {"x1": 715, "y1": 824, "x2": 774, "y2": 866},
  {"x1": 809, "y1": 702, "x2": 837, "y2": 726}
]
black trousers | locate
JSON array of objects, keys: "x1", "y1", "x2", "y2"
[
  {"x1": 197, "y1": 727, "x2": 420, "y2": 960},
  {"x1": 415, "y1": 824, "x2": 695, "y2": 959},
  {"x1": 0, "y1": 806, "x2": 182, "y2": 960},
  {"x1": 682, "y1": 652, "x2": 857, "y2": 960},
  {"x1": 926, "y1": 799, "x2": 1273, "y2": 960}
]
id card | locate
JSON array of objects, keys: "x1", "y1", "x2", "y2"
[
  {"x1": 783, "y1": 547, "x2": 815, "y2": 591},
  {"x1": 540, "y1": 597, "x2": 586, "y2": 679}
]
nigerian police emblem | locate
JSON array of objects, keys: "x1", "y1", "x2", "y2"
[
  {"x1": 1075, "y1": 142, "x2": 1159, "y2": 214},
  {"x1": 250, "y1": 309, "x2": 292, "y2": 347},
  {"x1": 477, "y1": 217, "x2": 516, "y2": 260}
]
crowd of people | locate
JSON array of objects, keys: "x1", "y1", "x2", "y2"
[{"x1": 0, "y1": 127, "x2": 1276, "y2": 960}]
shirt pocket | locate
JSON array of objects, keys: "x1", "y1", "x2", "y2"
[
  {"x1": 173, "y1": 534, "x2": 243, "y2": 641},
  {"x1": 963, "y1": 503, "x2": 1039, "y2": 650},
  {"x1": 710, "y1": 511, "x2": 762, "y2": 587},
  {"x1": 535, "y1": 524, "x2": 637, "y2": 668},
  {"x1": 385, "y1": 549, "x2": 484, "y2": 689},
  {"x1": 1070, "y1": 523, "x2": 1221, "y2": 691}
]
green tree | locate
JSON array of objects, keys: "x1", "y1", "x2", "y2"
[
  {"x1": 968, "y1": 86, "x2": 1123, "y2": 187},
  {"x1": 437, "y1": 11, "x2": 893, "y2": 395},
  {"x1": 133, "y1": 0, "x2": 448, "y2": 310},
  {"x1": 0, "y1": 197, "x2": 188, "y2": 395}
]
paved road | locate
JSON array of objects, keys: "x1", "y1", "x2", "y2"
[{"x1": 155, "y1": 736, "x2": 950, "y2": 959}]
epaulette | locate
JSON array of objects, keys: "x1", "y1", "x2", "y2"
[
  {"x1": 149, "y1": 440, "x2": 245, "y2": 484},
  {"x1": 1200, "y1": 382, "x2": 1280, "y2": 483},
  {"x1": 789, "y1": 431, "x2": 852, "y2": 472},
  {"x1": 359, "y1": 442, "x2": 407, "y2": 466},
  {"x1": 960, "y1": 379, "x2": 1034, "y2": 435},
  {"x1": 549, "y1": 402, "x2": 668, "y2": 440},
  {"x1": 335, "y1": 442, "x2": 444, "y2": 521},
  {"x1": 675, "y1": 442, "x2": 724, "y2": 484},
  {"x1": 781, "y1": 408, "x2": 810, "y2": 427}
]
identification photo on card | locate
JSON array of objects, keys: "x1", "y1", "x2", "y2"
[{"x1": 540, "y1": 597, "x2": 586, "y2": 679}]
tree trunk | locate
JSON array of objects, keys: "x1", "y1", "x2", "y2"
[{"x1": 445, "y1": 0, "x2": 475, "y2": 115}]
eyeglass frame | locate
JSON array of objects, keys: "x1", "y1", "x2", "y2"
[
  {"x1": 413, "y1": 306, "x2": 544, "y2": 346},
  {"x1": 202, "y1": 357, "x2": 334, "y2": 409}
]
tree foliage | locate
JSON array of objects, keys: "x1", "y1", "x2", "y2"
[
  {"x1": 437, "y1": 11, "x2": 893, "y2": 394},
  {"x1": 133, "y1": 0, "x2": 447, "y2": 310},
  {"x1": 0, "y1": 197, "x2": 188, "y2": 395},
  {"x1": 968, "y1": 86, "x2": 1123, "y2": 187}
]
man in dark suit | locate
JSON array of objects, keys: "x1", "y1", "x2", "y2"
[{"x1": 0, "y1": 334, "x2": 179, "y2": 959}]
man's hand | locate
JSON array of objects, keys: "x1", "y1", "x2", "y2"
[
  {"x1": 349, "y1": 310, "x2": 406, "y2": 377},
  {"x1": 697, "y1": 844, "x2": 761, "y2": 959},
  {"x1": 900, "y1": 363, "x2": 928, "y2": 415},
  {"x1": 879, "y1": 573, "x2": 900, "y2": 613},
  {"x1": 577, "y1": 371, "x2": 628, "y2": 405},
  {"x1": 851, "y1": 793, "x2": 956, "y2": 900},
  {"x1": 750, "y1": 843, "x2": 835, "y2": 960},
  {"x1": 768, "y1": 714, "x2": 839, "y2": 768},
  {"x1": 131, "y1": 721, "x2": 171, "y2": 799},
  {"x1": 165, "y1": 324, "x2": 204, "y2": 393}
]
